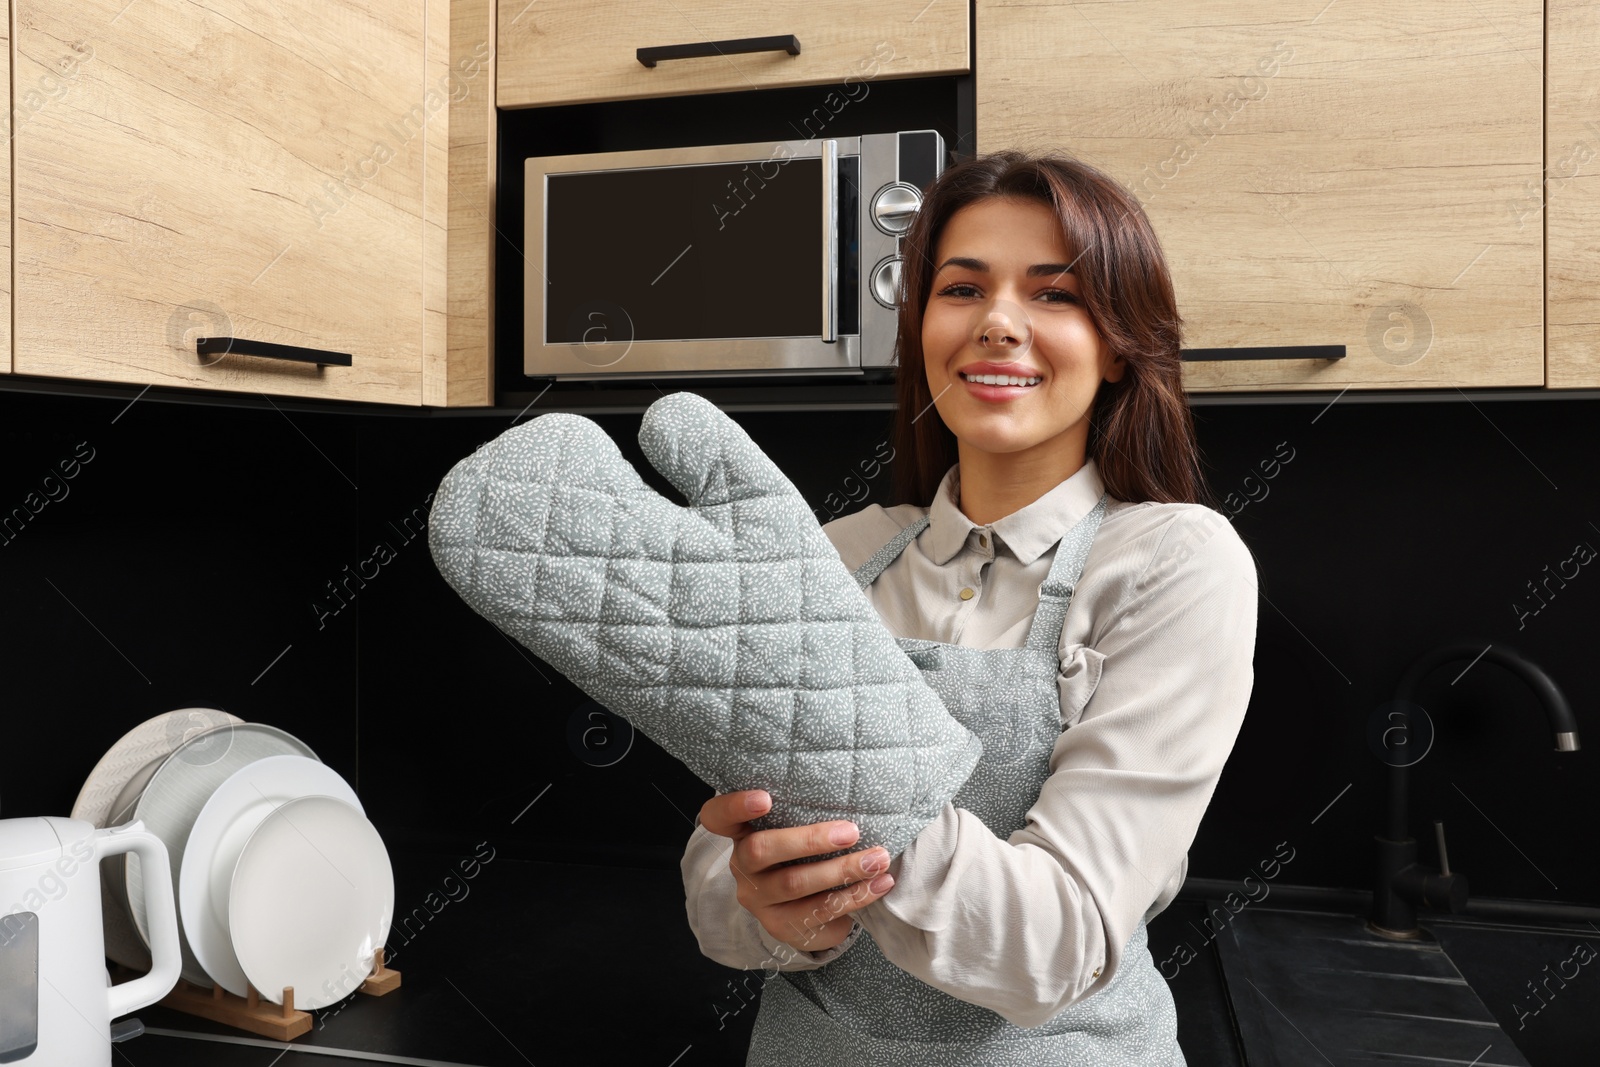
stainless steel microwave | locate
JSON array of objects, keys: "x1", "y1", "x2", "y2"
[{"x1": 523, "y1": 131, "x2": 945, "y2": 380}]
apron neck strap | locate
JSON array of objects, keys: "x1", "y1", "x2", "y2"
[
  {"x1": 1024, "y1": 493, "x2": 1109, "y2": 652},
  {"x1": 851, "y1": 516, "x2": 930, "y2": 589}
]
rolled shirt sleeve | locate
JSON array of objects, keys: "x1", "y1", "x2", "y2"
[{"x1": 854, "y1": 506, "x2": 1259, "y2": 1029}]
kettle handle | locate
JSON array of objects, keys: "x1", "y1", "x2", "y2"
[{"x1": 95, "y1": 823, "x2": 181, "y2": 1020}]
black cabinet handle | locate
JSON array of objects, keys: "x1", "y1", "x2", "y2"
[
  {"x1": 1181, "y1": 345, "x2": 1344, "y2": 362},
  {"x1": 196, "y1": 337, "x2": 353, "y2": 367},
  {"x1": 637, "y1": 35, "x2": 801, "y2": 69}
]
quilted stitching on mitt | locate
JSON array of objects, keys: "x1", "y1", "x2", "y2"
[{"x1": 428, "y1": 391, "x2": 983, "y2": 862}]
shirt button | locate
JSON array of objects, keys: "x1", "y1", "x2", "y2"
[
  {"x1": 1092, "y1": 967, "x2": 1102, "y2": 978},
  {"x1": 959, "y1": 587, "x2": 975, "y2": 601},
  {"x1": 978, "y1": 533, "x2": 988, "y2": 548}
]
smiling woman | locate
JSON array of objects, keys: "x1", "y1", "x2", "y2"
[{"x1": 683, "y1": 151, "x2": 1260, "y2": 1066}]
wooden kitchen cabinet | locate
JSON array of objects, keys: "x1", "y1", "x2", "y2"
[
  {"x1": 1546, "y1": 0, "x2": 1600, "y2": 388},
  {"x1": 977, "y1": 1, "x2": 1544, "y2": 391},
  {"x1": 11, "y1": 0, "x2": 496, "y2": 407},
  {"x1": 497, "y1": 0, "x2": 969, "y2": 109},
  {"x1": 0, "y1": 12, "x2": 11, "y2": 376}
]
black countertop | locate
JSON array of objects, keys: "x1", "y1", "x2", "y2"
[{"x1": 120, "y1": 847, "x2": 1246, "y2": 1066}]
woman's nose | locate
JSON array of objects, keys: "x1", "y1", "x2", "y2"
[{"x1": 973, "y1": 300, "x2": 1031, "y2": 351}]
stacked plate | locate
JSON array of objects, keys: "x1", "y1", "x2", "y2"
[{"x1": 72, "y1": 709, "x2": 393, "y2": 1010}]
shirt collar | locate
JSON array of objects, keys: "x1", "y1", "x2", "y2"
[{"x1": 922, "y1": 458, "x2": 1107, "y2": 566}]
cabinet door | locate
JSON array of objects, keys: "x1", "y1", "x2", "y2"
[
  {"x1": 0, "y1": 15, "x2": 11, "y2": 375},
  {"x1": 1547, "y1": 0, "x2": 1600, "y2": 388},
  {"x1": 14, "y1": 0, "x2": 427, "y2": 404},
  {"x1": 978, "y1": 1, "x2": 1543, "y2": 391},
  {"x1": 425, "y1": 0, "x2": 497, "y2": 407},
  {"x1": 498, "y1": 0, "x2": 969, "y2": 108}
]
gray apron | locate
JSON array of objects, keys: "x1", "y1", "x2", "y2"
[{"x1": 746, "y1": 493, "x2": 1185, "y2": 1066}]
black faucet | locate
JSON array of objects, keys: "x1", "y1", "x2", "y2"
[{"x1": 1368, "y1": 640, "x2": 1581, "y2": 939}]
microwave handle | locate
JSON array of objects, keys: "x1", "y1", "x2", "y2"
[{"x1": 821, "y1": 138, "x2": 838, "y2": 344}]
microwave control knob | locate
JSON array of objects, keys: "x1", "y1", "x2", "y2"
[
  {"x1": 872, "y1": 184, "x2": 922, "y2": 235},
  {"x1": 871, "y1": 256, "x2": 903, "y2": 308}
]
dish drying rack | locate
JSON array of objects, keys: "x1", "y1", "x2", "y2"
[{"x1": 109, "y1": 947, "x2": 401, "y2": 1041}]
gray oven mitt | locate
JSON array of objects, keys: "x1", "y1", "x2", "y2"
[{"x1": 427, "y1": 390, "x2": 982, "y2": 863}]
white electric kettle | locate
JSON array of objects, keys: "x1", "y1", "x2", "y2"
[{"x1": 0, "y1": 816, "x2": 180, "y2": 1066}]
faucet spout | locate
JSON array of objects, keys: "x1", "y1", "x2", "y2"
[{"x1": 1397, "y1": 640, "x2": 1580, "y2": 750}]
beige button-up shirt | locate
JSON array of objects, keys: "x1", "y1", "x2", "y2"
[{"x1": 681, "y1": 457, "x2": 1259, "y2": 1029}]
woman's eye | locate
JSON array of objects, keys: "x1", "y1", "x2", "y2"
[{"x1": 934, "y1": 281, "x2": 1075, "y2": 302}]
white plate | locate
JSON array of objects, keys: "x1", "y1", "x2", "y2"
[
  {"x1": 70, "y1": 708, "x2": 245, "y2": 972},
  {"x1": 179, "y1": 756, "x2": 362, "y2": 996},
  {"x1": 101, "y1": 751, "x2": 173, "y2": 968},
  {"x1": 124, "y1": 722, "x2": 319, "y2": 986},
  {"x1": 230, "y1": 795, "x2": 393, "y2": 1010},
  {"x1": 106, "y1": 754, "x2": 162, "y2": 829},
  {"x1": 71, "y1": 709, "x2": 245, "y2": 826}
]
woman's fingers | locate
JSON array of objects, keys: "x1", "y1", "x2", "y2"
[
  {"x1": 767, "y1": 873, "x2": 894, "y2": 955},
  {"x1": 731, "y1": 822, "x2": 894, "y2": 912},
  {"x1": 698, "y1": 789, "x2": 771, "y2": 839},
  {"x1": 698, "y1": 795, "x2": 898, "y2": 955},
  {"x1": 773, "y1": 912, "x2": 860, "y2": 955},
  {"x1": 759, "y1": 841, "x2": 894, "y2": 912},
  {"x1": 742, "y1": 818, "x2": 860, "y2": 874}
]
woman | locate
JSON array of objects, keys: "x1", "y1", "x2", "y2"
[{"x1": 681, "y1": 150, "x2": 1260, "y2": 1065}]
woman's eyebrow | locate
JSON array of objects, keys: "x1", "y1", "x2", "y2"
[{"x1": 934, "y1": 256, "x2": 1076, "y2": 277}]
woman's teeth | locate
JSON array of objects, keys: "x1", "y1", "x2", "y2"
[{"x1": 961, "y1": 372, "x2": 1042, "y2": 387}]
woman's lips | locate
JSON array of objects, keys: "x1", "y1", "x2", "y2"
[{"x1": 958, "y1": 370, "x2": 1041, "y2": 402}]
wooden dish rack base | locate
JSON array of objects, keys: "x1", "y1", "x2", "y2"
[{"x1": 112, "y1": 947, "x2": 401, "y2": 1042}]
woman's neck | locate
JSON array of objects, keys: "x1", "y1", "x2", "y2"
[{"x1": 954, "y1": 436, "x2": 1089, "y2": 526}]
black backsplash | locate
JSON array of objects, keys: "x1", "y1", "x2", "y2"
[{"x1": 3, "y1": 386, "x2": 1596, "y2": 910}]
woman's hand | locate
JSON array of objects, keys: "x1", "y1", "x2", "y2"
[{"x1": 698, "y1": 789, "x2": 896, "y2": 956}]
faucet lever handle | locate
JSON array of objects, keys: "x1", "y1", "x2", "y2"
[{"x1": 1434, "y1": 819, "x2": 1451, "y2": 876}]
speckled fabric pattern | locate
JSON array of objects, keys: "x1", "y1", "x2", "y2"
[
  {"x1": 427, "y1": 391, "x2": 983, "y2": 862},
  {"x1": 746, "y1": 496, "x2": 1186, "y2": 1066}
]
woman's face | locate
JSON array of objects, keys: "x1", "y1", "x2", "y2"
[{"x1": 921, "y1": 196, "x2": 1124, "y2": 469}]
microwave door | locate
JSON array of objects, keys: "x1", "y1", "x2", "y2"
[{"x1": 527, "y1": 140, "x2": 861, "y2": 379}]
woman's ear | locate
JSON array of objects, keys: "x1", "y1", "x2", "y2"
[{"x1": 1103, "y1": 352, "x2": 1127, "y2": 384}]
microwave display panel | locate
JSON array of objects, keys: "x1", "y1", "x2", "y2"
[{"x1": 543, "y1": 158, "x2": 859, "y2": 345}]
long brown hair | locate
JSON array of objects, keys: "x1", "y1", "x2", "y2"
[{"x1": 889, "y1": 150, "x2": 1219, "y2": 511}]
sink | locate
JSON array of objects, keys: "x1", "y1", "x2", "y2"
[
  {"x1": 1421, "y1": 917, "x2": 1596, "y2": 1066},
  {"x1": 1212, "y1": 903, "x2": 1536, "y2": 1065}
]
